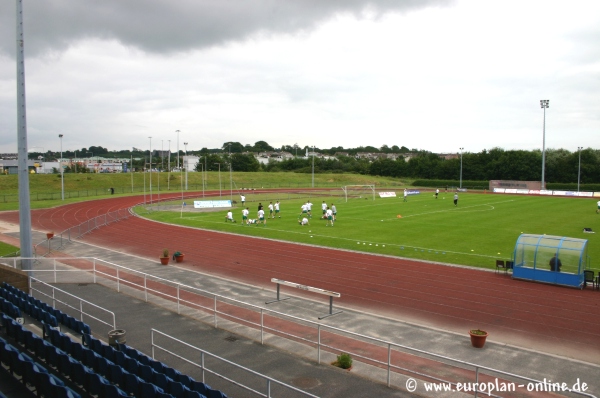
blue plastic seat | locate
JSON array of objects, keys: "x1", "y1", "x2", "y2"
[
  {"x1": 82, "y1": 346, "x2": 100, "y2": 369},
  {"x1": 82, "y1": 332, "x2": 93, "y2": 347},
  {"x1": 29, "y1": 361, "x2": 50, "y2": 394},
  {"x1": 102, "y1": 343, "x2": 116, "y2": 362},
  {"x1": 23, "y1": 329, "x2": 36, "y2": 351},
  {"x1": 107, "y1": 362, "x2": 125, "y2": 386},
  {"x1": 206, "y1": 388, "x2": 228, "y2": 398},
  {"x1": 184, "y1": 390, "x2": 205, "y2": 398},
  {"x1": 69, "y1": 360, "x2": 87, "y2": 388},
  {"x1": 169, "y1": 380, "x2": 188, "y2": 398},
  {"x1": 149, "y1": 358, "x2": 166, "y2": 374},
  {"x1": 80, "y1": 322, "x2": 91, "y2": 335},
  {"x1": 165, "y1": 366, "x2": 182, "y2": 381},
  {"x1": 140, "y1": 380, "x2": 164, "y2": 398},
  {"x1": 152, "y1": 371, "x2": 171, "y2": 391},
  {"x1": 137, "y1": 351, "x2": 150, "y2": 366},
  {"x1": 90, "y1": 337, "x2": 104, "y2": 355},
  {"x1": 103, "y1": 382, "x2": 129, "y2": 397},
  {"x1": 67, "y1": 316, "x2": 78, "y2": 331},
  {"x1": 38, "y1": 372, "x2": 65, "y2": 398},
  {"x1": 113, "y1": 349, "x2": 126, "y2": 367},
  {"x1": 138, "y1": 363, "x2": 154, "y2": 383},
  {"x1": 94, "y1": 355, "x2": 110, "y2": 376},
  {"x1": 70, "y1": 341, "x2": 84, "y2": 362},
  {"x1": 56, "y1": 349, "x2": 72, "y2": 376},
  {"x1": 178, "y1": 373, "x2": 194, "y2": 389},
  {"x1": 123, "y1": 372, "x2": 143, "y2": 397},
  {"x1": 124, "y1": 357, "x2": 139, "y2": 374},
  {"x1": 85, "y1": 371, "x2": 104, "y2": 397},
  {"x1": 6, "y1": 319, "x2": 20, "y2": 340},
  {"x1": 191, "y1": 380, "x2": 211, "y2": 396}
]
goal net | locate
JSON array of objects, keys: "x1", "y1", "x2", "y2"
[{"x1": 341, "y1": 185, "x2": 375, "y2": 202}]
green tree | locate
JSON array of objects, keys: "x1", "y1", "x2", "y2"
[{"x1": 231, "y1": 153, "x2": 260, "y2": 172}]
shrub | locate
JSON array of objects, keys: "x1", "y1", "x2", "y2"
[
  {"x1": 162, "y1": 248, "x2": 169, "y2": 258},
  {"x1": 335, "y1": 353, "x2": 352, "y2": 369}
]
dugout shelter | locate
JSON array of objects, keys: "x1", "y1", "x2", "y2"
[{"x1": 512, "y1": 234, "x2": 589, "y2": 288}]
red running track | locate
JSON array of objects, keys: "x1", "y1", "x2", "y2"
[{"x1": 1, "y1": 193, "x2": 599, "y2": 364}]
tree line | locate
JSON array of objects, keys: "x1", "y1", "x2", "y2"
[{"x1": 27, "y1": 142, "x2": 599, "y2": 184}]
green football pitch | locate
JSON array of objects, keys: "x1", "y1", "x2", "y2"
[{"x1": 135, "y1": 191, "x2": 599, "y2": 271}]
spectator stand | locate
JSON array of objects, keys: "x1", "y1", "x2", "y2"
[{"x1": 512, "y1": 234, "x2": 590, "y2": 288}]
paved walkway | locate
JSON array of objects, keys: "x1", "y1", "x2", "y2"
[{"x1": 3, "y1": 228, "x2": 597, "y2": 398}]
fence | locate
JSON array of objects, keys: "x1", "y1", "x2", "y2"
[
  {"x1": 29, "y1": 276, "x2": 116, "y2": 331},
  {"x1": 32, "y1": 208, "x2": 132, "y2": 258},
  {"x1": 151, "y1": 329, "x2": 318, "y2": 398},
  {"x1": 1, "y1": 256, "x2": 595, "y2": 398}
]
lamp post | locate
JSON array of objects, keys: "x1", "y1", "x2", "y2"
[
  {"x1": 176, "y1": 130, "x2": 180, "y2": 171},
  {"x1": 149, "y1": 136, "x2": 152, "y2": 204},
  {"x1": 577, "y1": 146, "x2": 583, "y2": 192},
  {"x1": 59, "y1": 134, "x2": 64, "y2": 200},
  {"x1": 184, "y1": 142, "x2": 188, "y2": 190},
  {"x1": 459, "y1": 147, "x2": 464, "y2": 189},
  {"x1": 540, "y1": 99, "x2": 549, "y2": 189},
  {"x1": 229, "y1": 143, "x2": 232, "y2": 203},
  {"x1": 311, "y1": 145, "x2": 315, "y2": 188},
  {"x1": 214, "y1": 163, "x2": 221, "y2": 198}
]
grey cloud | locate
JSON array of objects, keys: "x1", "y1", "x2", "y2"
[{"x1": 1, "y1": 0, "x2": 451, "y2": 57}]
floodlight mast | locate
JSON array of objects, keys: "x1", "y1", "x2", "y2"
[
  {"x1": 16, "y1": 0, "x2": 34, "y2": 268},
  {"x1": 59, "y1": 134, "x2": 64, "y2": 200},
  {"x1": 540, "y1": 100, "x2": 549, "y2": 189},
  {"x1": 459, "y1": 148, "x2": 464, "y2": 189},
  {"x1": 577, "y1": 146, "x2": 583, "y2": 192}
]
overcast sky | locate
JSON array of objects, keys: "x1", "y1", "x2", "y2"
[{"x1": 1, "y1": 0, "x2": 599, "y2": 155}]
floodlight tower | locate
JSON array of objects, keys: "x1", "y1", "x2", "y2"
[
  {"x1": 59, "y1": 134, "x2": 64, "y2": 200},
  {"x1": 577, "y1": 146, "x2": 583, "y2": 192},
  {"x1": 459, "y1": 147, "x2": 464, "y2": 189},
  {"x1": 184, "y1": 142, "x2": 188, "y2": 190},
  {"x1": 540, "y1": 100, "x2": 549, "y2": 189},
  {"x1": 149, "y1": 136, "x2": 152, "y2": 204}
]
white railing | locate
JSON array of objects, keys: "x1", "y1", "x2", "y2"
[
  {"x1": 32, "y1": 208, "x2": 132, "y2": 257},
  {"x1": 3, "y1": 256, "x2": 595, "y2": 398},
  {"x1": 29, "y1": 276, "x2": 116, "y2": 331},
  {"x1": 151, "y1": 329, "x2": 319, "y2": 398}
]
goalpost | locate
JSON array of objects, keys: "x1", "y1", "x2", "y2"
[{"x1": 341, "y1": 185, "x2": 376, "y2": 202}]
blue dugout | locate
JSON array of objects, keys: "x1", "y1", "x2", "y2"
[{"x1": 512, "y1": 234, "x2": 589, "y2": 288}]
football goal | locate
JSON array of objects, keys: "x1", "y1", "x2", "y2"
[{"x1": 341, "y1": 185, "x2": 376, "y2": 202}]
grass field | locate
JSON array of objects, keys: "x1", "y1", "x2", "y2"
[{"x1": 135, "y1": 190, "x2": 600, "y2": 271}]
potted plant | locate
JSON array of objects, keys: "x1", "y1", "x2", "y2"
[
  {"x1": 160, "y1": 249, "x2": 169, "y2": 265},
  {"x1": 174, "y1": 251, "x2": 184, "y2": 263},
  {"x1": 331, "y1": 352, "x2": 352, "y2": 370},
  {"x1": 46, "y1": 232, "x2": 55, "y2": 239},
  {"x1": 469, "y1": 329, "x2": 488, "y2": 348}
]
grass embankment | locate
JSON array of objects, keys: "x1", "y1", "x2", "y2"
[{"x1": 0, "y1": 172, "x2": 409, "y2": 211}]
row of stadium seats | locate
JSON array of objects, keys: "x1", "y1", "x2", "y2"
[
  {"x1": 0, "y1": 324, "x2": 81, "y2": 397},
  {"x1": 82, "y1": 333, "x2": 228, "y2": 398},
  {"x1": 1, "y1": 282, "x2": 91, "y2": 336},
  {"x1": 2, "y1": 282, "x2": 229, "y2": 397}
]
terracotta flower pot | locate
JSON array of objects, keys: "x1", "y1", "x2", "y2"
[
  {"x1": 469, "y1": 329, "x2": 488, "y2": 348},
  {"x1": 46, "y1": 232, "x2": 54, "y2": 239},
  {"x1": 175, "y1": 254, "x2": 184, "y2": 263},
  {"x1": 159, "y1": 257, "x2": 169, "y2": 265}
]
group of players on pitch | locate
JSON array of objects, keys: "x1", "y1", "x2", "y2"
[{"x1": 224, "y1": 199, "x2": 337, "y2": 227}]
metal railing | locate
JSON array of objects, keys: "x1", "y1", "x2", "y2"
[
  {"x1": 151, "y1": 329, "x2": 318, "y2": 398},
  {"x1": 32, "y1": 208, "x2": 132, "y2": 257},
  {"x1": 28, "y1": 276, "x2": 116, "y2": 331},
  {"x1": 2, "y1": 256, "x2": 595, "y2": 398}
]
